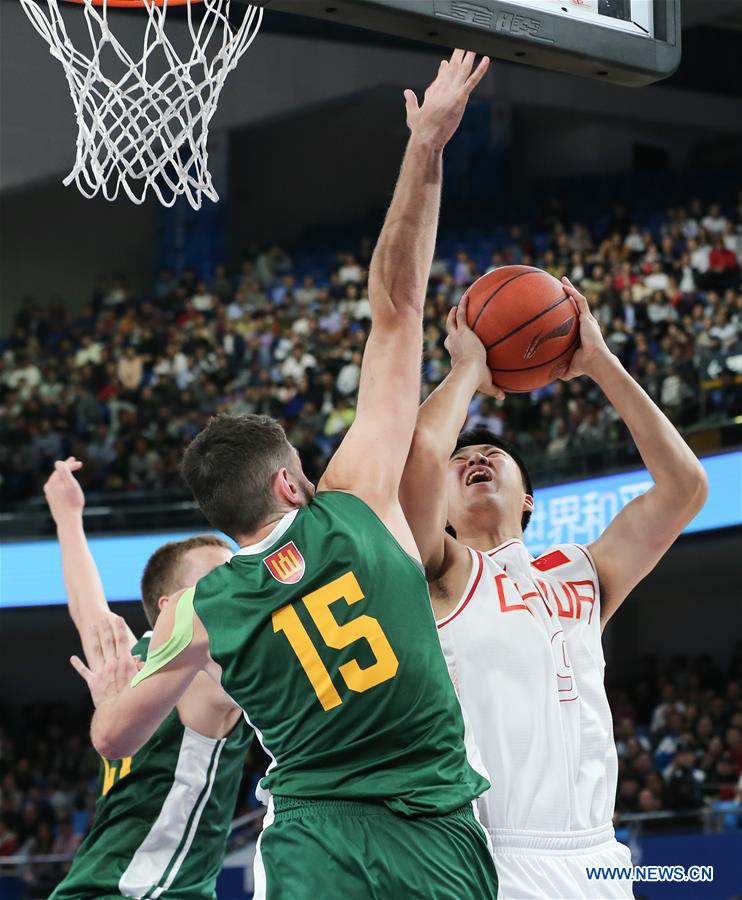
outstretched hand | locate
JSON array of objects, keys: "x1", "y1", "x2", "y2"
[
  {"x1": 44, "y1": 457, "x2": 85, "y2": 523},
  {"x1": 559, "y1": 277, "x2": 613, "y2": 380},
  {"x1": 444, "y1": 296, "x2": 505, "y2": 400},
  {"x1": 404, "y1": 49, "x2": 490, "y2": 151},
  {"x1": 71, "y1": 616, "x2": 142, "y2": 709}
]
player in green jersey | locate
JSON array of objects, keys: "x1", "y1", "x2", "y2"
[
  {"x1": 73, "y1": 50, "x2": 499, "y2": 899},
  {"x1": 43, "y1": 459, "x2": 251, "y2": 899}
]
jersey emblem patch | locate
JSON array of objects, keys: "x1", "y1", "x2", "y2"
[
  {"x1": 264, "y1": 541, "x2": 305, "y2": 584},
  {"x1": 532, "y1": 549, "x2": 570, "y2": 571}
]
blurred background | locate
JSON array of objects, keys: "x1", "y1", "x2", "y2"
[{"x1": 0, "y1": 0, "x2": 741, "y2": 897}]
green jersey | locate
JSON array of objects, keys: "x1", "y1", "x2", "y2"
[
  {"x1": 52, "y1": 635, "x2": 250, "y2": 900},
  {"x1": 190, "y1": 491, "x2": 488, "y2": 816}
]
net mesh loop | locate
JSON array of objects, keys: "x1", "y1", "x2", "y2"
[{"x1": 19, "y1": 0, "x2": 262, "y2": 209}]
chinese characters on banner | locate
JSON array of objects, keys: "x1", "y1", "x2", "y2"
[{"x1": 525, "y1": 477, "x2": 653, "y2": 555}]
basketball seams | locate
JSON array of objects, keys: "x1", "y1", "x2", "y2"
[
  {"x1": 484, "y1": 293, "x2": 573, "y2": 351},
  {"x1": 488, "y1": 333, "x2": 580, "y2": 373},
  {"x1": 469, "y1": 267, "x2": 542, "y2": 331}
]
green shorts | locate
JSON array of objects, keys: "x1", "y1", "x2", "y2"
[{"x1": 254, "y1": 797, "x2": 498, "y2": 900}]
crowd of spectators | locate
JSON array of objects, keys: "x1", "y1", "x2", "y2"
[
  {"x1": 2, "y1": 650, "x2": 740, "y2": 896},
  {"x1": 0, "y1": 195, "x2": 741, "y2": 509},
  {"x1": 611, "y1": 645, "x2": 742, "y2": 831}
]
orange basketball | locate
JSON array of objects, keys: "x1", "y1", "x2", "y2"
[{"x1": 463, "y1": 265, "x2": 580, "y2": 393}]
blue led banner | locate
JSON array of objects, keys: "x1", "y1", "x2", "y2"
[
  {"x1": 524, "y1": 450, "x2": 742, "y2": 558},
  {"x1": 1, "y1": 451, "x2": 740, "y2": 609}
]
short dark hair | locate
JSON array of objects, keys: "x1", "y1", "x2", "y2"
[
  {"x1": 140, "y1": 535, "x2": 230, "y2": 627},
  {"x1": 181, "y1": 414, "x2": 294, "y2": 539},
  {"x1": 453, "y1": 427, "x2": 534, "y2": 531}
]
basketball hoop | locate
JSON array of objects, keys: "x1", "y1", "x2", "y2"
[{"x1": 19, "y1": 0, "x2": 262, "y2": 209}]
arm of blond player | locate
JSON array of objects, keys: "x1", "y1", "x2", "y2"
[
  {"x1": 400, "y1": 297, "x2": 503, "y2": 576},
  {"x1": 319, "y1": 52, "x2": 490, "y2": 541},
  {"x1": 79, "y1": 591, "x2": 214, "y2": 759},
  {"x1": 559, "y1": 278, "x2": 708, "y2": 627},
  {"x1": 44, "y1": 459, "x2": 137, "y2": 663}
]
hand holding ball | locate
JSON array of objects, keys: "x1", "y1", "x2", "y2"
[{"x1": 463, "y1": 266, "x2": 580, "y2": 392}]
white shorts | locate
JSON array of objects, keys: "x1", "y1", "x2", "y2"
[{"x1": 490, "y1": 822, "x2": 634, "y2": 899}]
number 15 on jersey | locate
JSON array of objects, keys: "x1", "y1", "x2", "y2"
[{"x1": 272, "y1": 571, "x2": 399, "y2": 711}]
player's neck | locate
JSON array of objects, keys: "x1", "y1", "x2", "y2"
[
  {"x1": 234, "y1": 504, "x2": 299, "y2": 550},
  {"x1": 457, "y1": 523, "x2": 522, "y2": 554}
]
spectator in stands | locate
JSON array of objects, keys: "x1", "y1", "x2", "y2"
[{"x1": 1, "y1": 195, "x2": 740, "y2": 510}]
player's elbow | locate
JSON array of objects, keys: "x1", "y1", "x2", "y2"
[
  {"x1": 91, "y1": 717, "x2": 135, "y2": 761},
  {"x1": 685, "y1": 464, "x2": 708, "y2": 514},
  {"x1": 409, "y1": 424, "x2": 440, "y2": 460}
]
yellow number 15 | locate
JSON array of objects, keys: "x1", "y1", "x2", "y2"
[{"x1": 272, "y1": 571, "x2": 399, "y2": 712}]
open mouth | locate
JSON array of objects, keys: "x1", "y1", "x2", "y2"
[{"x1": 465, "y1": 467, "x2": 494, "y2": 487}]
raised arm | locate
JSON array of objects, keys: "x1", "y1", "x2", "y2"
[
  {"x1": 319, "y1": 51, "x2": 490, "y2": 541},
  {"x1": 559, "y1": 278, "x2": 708, "y2": 627},
  {"x1": 44, "y1": 458, "x2": 136, "y2": 663},
  {"x1": 400, "y1": 298, "x2": 501, "y2": 575}
]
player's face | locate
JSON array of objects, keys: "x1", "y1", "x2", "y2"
[{"x1": 446, "y1": 444, "x2": 527, "y2": 531}]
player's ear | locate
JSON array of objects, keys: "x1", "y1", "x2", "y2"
[
  {"x1": 273, "y1": 467, "x2": 300, "y2": 507},
  {"x1": 157, "y1": 594, "x2": 169, "y2": 612},
  {"x1": 523, "y1": 494, "x2": 535, "y2": 514}
]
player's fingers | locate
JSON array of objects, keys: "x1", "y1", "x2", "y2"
[
  {"x1": 459, "y1": 50, "x2": 476, "y2": 80},
  {"x1": 403, "y1": 88, "x2": 419, "y2": 118},
  {"x1": 70, "y1": 655, "x2": 92, "y2": 684},
  {"x1": 57, "y1": 461, "x2": 78, "y2": 482},
  {"x1": 576, "y1": 294, "x2": 591, "y2": 318},
  {"x1": 112, "y1": 615, "x2": 131, "y2": 659},
  {"x1": 465, "y1": 56, "x2": 490, "y2": 93},
  {"x1": 457, "y1": 295, "x2": 470, "y2": 327},
  {"x1": 446, "y1": 305, "x2": 457, "y2": 334},
  {"x1": 572, "y1": 291, "x2": 591, "y2": 318},
  {"x1": 87, "y1": 622, "x2": 105, "y2": 667},
  {"x1": 449, "y1": 48, "x2": 465, "y2": 67},
  {"x1": 481, "y1": 384, "x2": 503, "y2": 400},
  {"x1": 561, "y1": 275, "x2": 583, "y2": 297},
  {"x1": 116, "y1": 653, "x2": 135, "y2": 688},
  {"x1": 99, "y1": 618, "x2": 117, "y2": 660}
]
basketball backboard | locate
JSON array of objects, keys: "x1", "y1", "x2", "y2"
[{"x1": 260, "y1": 0, "x2": 681, "y2": 87}]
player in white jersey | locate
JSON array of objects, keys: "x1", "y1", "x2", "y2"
[{"x1": 400, "y1": 278, "x2": 708, "y2": 898}]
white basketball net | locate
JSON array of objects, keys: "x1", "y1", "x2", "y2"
[{"x1": 19, "y1": 0, "x2": 262, "y2": 209}]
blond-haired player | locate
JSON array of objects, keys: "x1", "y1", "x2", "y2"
[
  {"x1": 400, "y1": 278, "x2": 708, "y2": 898},
  {"x1": 43, "y1": 459, "x2": 250, "y2": 899}
]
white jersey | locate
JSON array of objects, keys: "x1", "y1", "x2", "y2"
[{"x1": 437, "y1": 539, "x2": 618, "y2": 835}]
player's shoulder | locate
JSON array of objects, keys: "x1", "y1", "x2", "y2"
[
  {"x1": 311, "y1": 489, "x2": 395, "y2": 532},
  {"x1": 530, "y1": 543, "x2": 598, "y2": 581}
]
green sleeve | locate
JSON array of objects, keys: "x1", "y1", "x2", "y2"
[{"x1": 130, "y1": 587, "x2": 196, "y2": 687}]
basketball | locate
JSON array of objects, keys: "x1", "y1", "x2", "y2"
[{"x1": 464, "y1": 266, "x2": 580, "y2": 393}]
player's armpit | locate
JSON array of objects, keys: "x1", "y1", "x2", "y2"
[{"x1": 589, "y1": 480, "x2": 707, "y2": 627}]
